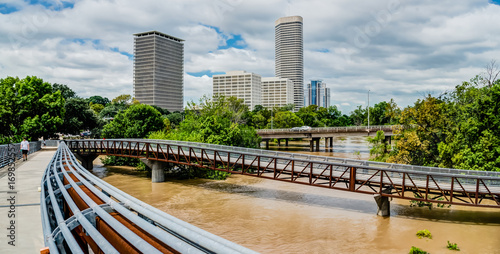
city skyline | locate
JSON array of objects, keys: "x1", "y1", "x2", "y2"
[{"x1": 1, "y1": 1, "x2": 500, "y2": 113}]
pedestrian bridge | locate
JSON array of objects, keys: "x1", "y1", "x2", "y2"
[
  {"x1": 41, "y1": 142, "x2": 258, "y2": 254},
  {"x1": 256, "y1": 125, "x2": 397, "y2": 150},
  {"x1": 67, "y1": 139, "x2": 500, "y2": 216}
]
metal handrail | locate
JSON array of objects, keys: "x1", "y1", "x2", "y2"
[
  {"x1": 41, "y1": 142, "x2": 259, "y2": 254},
  {"x1": 256, "y1": 125, "x2": 398, "y2": 133},
  {"x1": 0, "y1": 141, "x2": 41, "y2": 168}
]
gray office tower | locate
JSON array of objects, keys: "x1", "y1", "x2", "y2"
[
  {"x1": 275, "y1": 16, "x2": 304, "y2": 111},
  {"x1": 133, "y1": 31, "x2": 184, "y2": 112}
]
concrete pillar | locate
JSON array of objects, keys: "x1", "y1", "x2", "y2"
[
  {"x1": 315, "y1": 138, "x2": 320, "y2": 151},
  {"x1": 325, "y1": 138, "x2": 328, "y2": 148},
  {"x1": 277, "y1": 139, "x2": 281, "y2": 146},
  {"x1": 285, "y1": 139, "x2": 289, "y2": 147},
  {"x1": 374, "y1": 189, "x2": 392, "y2": 216},
  {"x1": 140, "y1": 159, "x2": 167, "y2": 183},
  {"x1": 74, "y1": 154, "x2": 98, "y2": 170},
  {"x1": 329, "y1": 137, "x2": 333, "y2": 147},
  {"x1": 265, "y1": 140, "x2": 270, "y2": 150},
  {"x1": 310, "y1": 140, "x2": 314, "y2": 152},
  {"x1": 384, "y1": 135, "x2": 392, "y2": 145}
]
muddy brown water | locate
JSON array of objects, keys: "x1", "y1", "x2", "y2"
[{"x1": 94, "y1": 137, "x2": 500, "y2": 253}]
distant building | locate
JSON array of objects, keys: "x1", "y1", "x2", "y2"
[
  {"x1": 275, "y1": 16, "x2": 304, "y2": 111},
  {"x1": 305, "y1": 80, "x2": 330, "y2": 108},
  {"x1": 213, "y1": 71, "x2": 262, "y2": 110},
  {"x1": 133, "y1": 31, "x2": 184, "y2": 112},
  {"x1": 261, "y1": 77, "x2": 294, "y2": 109}
]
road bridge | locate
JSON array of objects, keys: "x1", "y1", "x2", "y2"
[
  {"x1": 256, "y1": 125, "x2": 396, "y2": 151},
  {"x1": 67, "y1": 139, "x2": 500, "y2": 217},
  {"x1": 41, "y1": 142, "x2": 258, "y2": 254}
]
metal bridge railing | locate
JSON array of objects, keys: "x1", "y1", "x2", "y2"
[
  {"x1": 41, "y1": 142, "x2": 259, "y2": 254},
  {"x1": 256, "y1": 125, "x2": 397, "y2": 133},
  {"x1": 0, "y1": 141, "x2": 41, "y2": 168}
]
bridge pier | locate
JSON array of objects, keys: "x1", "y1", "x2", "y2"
[
  {"x1": 74, "y1": 153, "x2": 98, "y2": 170},
  {"x1": 374, "y1": 189, "x2": 392, "y2": 216},
  {"x1": 285, "y1": 139, "x2": 289, "y2": 146},
  {"x1": 140, "y1": 159, "x2": 168, "y2": 182},
  {"x1": 309, "y1": 138, "x2": 321, "y2": 152},
  {"x1": 277, "y1": 139, "x2": 281, "y2": 146}
]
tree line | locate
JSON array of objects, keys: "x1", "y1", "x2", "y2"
[{"x1": 2, "y1": 68, "x2": 499, "y2": 172}]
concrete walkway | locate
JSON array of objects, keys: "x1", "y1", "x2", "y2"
[{"x1": 0, "y1": 148, "x2": 56, "y2": 254}]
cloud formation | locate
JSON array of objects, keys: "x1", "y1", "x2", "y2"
[{"x1": 0, "y1": 0, "x2": 499, "y2": 113}]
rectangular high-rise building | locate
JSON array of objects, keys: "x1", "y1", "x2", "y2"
[
  {"x1": 306, "y1": 80, "x2": 330, "y2": 108},
  {"x1": 261, "y1": 77, "x2": 294, "y2": 109},
  {"x1": 213, "y1": 71, "x2": 262, "y2": 110},
  {"x1": 133, "y1": 31, "x2": 184, "y2": 112},
  {"x1": 275, "y1": 16, "x2": 303, "y2": 112}
]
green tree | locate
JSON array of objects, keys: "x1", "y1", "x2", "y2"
[
  {"x1": 52, "y1": 83, "x2": 76, "y2": 100},
  {"x1": 87, "y1": 95, "x2": 110, "y2": 105},
  {"x1": 0, "y1": 76, "x2": 65, "y2": 142},
  {"x1": 99, "y1": 103, "x2": 127, "y2": 118},
  {"x1": 102, "y1": 104, "x2": 164, "y2": 138},
  {"x1": 152, "y1": 95, "x2": 261, "y2": 148},
  {"x1": 349, "y1": 105, "x2": 367, "y2": 126},
  {"x1": 296, "y1": 105, "x2": 326, "y2": 127},
  {"x1": 61, "y1": 98, "x2": 99, "y2": 135},
  {"x1": 267, "y1": 111, "x2": 303, "y2": 129},
  {"x1": 89, "y1": 103, "x2": 105, "y2": 114},
  {"x1": 166, "y1": 112, "x2": 183, "y2": 128},
  {"x1": 111, "y1": 94, "x2": 132, "y2": 105}
]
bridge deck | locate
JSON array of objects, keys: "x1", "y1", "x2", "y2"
[
  {"x1": 0, "y1": 149, "x2": 55, "y2": 253},
  {"x1": 68, "y1": 139, "x2": 500, "y2": 209}
]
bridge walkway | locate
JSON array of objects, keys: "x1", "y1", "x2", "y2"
[{"x1": 0, "y1": 148, "x2": 56, "y2": 253}]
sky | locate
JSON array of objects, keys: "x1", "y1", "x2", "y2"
[{"x1": 1, "y1": 0, "x2": 499, "y2": 113}]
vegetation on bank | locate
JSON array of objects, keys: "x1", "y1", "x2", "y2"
[{"x1": 367, "y1": 75, "x2": 500, "y2": 172}]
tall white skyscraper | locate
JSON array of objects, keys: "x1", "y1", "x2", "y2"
[
  {"x1": 275, "y1": 16, "x2": 304, "y2": 112},
  {"x1": 133, "y1": 31, "x2": 184, "y2": 112}
]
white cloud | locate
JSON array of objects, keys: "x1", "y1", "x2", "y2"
[{"x1": 0, "y1": 0, "x2": 499, "y2": 112}]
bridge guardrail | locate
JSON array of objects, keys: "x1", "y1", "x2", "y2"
[
  {"x1": 67, "y1": 139, "x2": 500, "y2": 208},
  {"x1": 256, "y1": 125, "x2": 398, "y2": 133},
  {"x1": 41, "y1": 142, "x2": 259, "y2": 254},
  {"x1": 0, "y1": 141, "x2": 41, "y2": 168}
]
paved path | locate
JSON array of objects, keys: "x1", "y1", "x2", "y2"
[{"x1": 0, "y1": 148, "x2": 56, "y2": 254}]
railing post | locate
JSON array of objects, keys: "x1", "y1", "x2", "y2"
[{"x1": 349, "y1": 167, "x2": 357, "y2": 191}]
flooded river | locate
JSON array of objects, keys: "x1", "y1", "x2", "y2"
[{"x1": 95, "y1": 137, "x2": 500, "y2": 253}]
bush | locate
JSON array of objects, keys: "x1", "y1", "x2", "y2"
[
  {"x1": 447, "y1": 241, "x2": 460, "y2": 251},
  {"x1": 416, "y1": 229, "x2": 432, "y2": 239},
  {"x1": 409, "y1": 246, "x2": 428, "y2": 254}
]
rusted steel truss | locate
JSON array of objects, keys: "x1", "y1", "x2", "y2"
[{"x1": 68, "y1": 140, "x2": 500, "y2": 208}]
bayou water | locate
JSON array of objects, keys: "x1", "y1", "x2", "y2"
[{"x1": 95, "y1": 137, "x2": 500, "y2": 253}]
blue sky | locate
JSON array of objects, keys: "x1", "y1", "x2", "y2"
[{"x1": 1, "y1": 0, "x2": 499, "y2": 113}]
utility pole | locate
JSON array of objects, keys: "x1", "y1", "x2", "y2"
[{"x1": 367, "y1": 90, "x2": 370, "y2": 130}]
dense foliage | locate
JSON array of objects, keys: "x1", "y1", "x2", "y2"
[
  {"x1": 387, "y1": 78, "x2": 500, "y2": 171},
  {"x1": 61, "y1": 98, "x2": 99, "y2": 135},
  {"x1": 102, "y1": 104, "x2": 165, "y2": 138},
  {"x1": 0, "y1": 76, "x2": 65, "y2": 142},
  {"x1": 149, "y1": 95, "x2": 261, "y2": 148}
]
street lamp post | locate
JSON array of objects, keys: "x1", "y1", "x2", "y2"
[{"x1": 368, "y1": 90, "x2": 370, "y2": 130}]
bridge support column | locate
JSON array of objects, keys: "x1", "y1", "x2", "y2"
[
  {"x1": 74, "y1": 154, "x2": 98, "y2": 170},
  {"x1": 329, "y1": 137, "x2": 333, "y2": 148},
  {"x1": 265, "y1": 140, "x2": 270, "y2": 150},
  {"x1": 315, "y1": 138, "x2": 320, "y2": 151},
  {"x1": 384, "y1": 135, "x2": 392, "y2": 145},
  {"x1": 374, "y1": 189, "x2": 392, "y2": 217},
  {"x1": 309, "y1": 140, "x2": 314, "y2": 152},
  {"x1": 285, "y1": 139, "x2": 289, "y2": 147},
  {"x1": 325, "y1": 138, "x2": 328, "y2": 148},
  {"x1": 140, "y1": 159, "x2": 168, "y2": 183},
  {"x1": 277, "y1": 139, "x2": 281, "y2": 146}
]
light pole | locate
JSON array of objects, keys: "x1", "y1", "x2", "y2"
[{"x1": 367, "y1": 90, "x2": 370, "y2": 130}]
